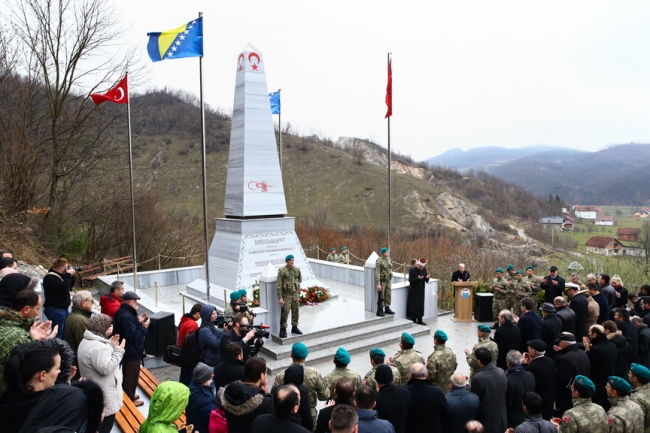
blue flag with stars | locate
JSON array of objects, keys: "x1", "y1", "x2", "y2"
[
  {"x1": 269, "y1": 91, "x2": 281, "y2": 115},
  {"x1": 147, "y1": 17, "x2": 203, "y2": 62}
]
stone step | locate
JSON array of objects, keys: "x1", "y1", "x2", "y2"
[
  {"x1": 270, "y1": 312, "x2": 396, "y2": 346},
  {"x1": 262, "y1": 322, "x2": 430, "y2": 374},
  {"x1": 261, "y1": 317, "x2": 418, "y2": 360}
]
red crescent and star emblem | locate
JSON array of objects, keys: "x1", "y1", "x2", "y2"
[
  {"x1": 608, "y1": 417, "x2": 613, "y2": 426},
  {"x1": 114, "y1": 87, "x2": 125, "y2": 102},
  {"x1": 561, "y1": 416, "x2": 569, "y2": 424},
  {"x1": 248, "y1": 52, "x2": 260, "y2": 71},
  {"x1": 237, "y1": 53, "x2": 245, "y2": 71},
  {"x1": 248, "y1": 181, "x2": 270, "y2": 192}
]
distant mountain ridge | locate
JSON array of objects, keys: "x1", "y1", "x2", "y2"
[{"x1": 427, "y1": 145, "x2": 582, "y2": 173}]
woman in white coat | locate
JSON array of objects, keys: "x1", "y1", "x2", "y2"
[{"x1": 77, "y1": 313, "x2": 126, "y2": 433}]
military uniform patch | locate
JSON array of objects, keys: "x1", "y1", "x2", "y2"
[{"x1": 562, "y1": 415, "x2": 569, "y2": 424}]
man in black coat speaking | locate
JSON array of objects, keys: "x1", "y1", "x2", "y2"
[
  {"x1": 540, "y1": 266, "x2": 565, "y2": 303},
  {"x1": 451, "y1": 263, "x2": 470, "y2": 282}
]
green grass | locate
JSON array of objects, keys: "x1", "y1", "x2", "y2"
[{"x1": 562, "y1": 213, "x2": 646, "y2": 251}]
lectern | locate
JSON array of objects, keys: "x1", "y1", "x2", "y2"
[{"x1": 451, "y1": 281, "x2": 478, "y2": 322}]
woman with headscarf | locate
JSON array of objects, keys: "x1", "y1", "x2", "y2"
[
  {"x1": 406, "y1": 258, "x2": 430, "y2": 324},
  {"x1": 271, "y1": 364, "x2": 313, "y2": 431},
  {"x1": 77, "y1": 313, "x2": 126, "y2": 433},
  {"x1": 140, "y1": 381, "x2": 191, "y2": 433},
  {"x1": 0, "y1": 344, "x2": 61, "y2": 432}
]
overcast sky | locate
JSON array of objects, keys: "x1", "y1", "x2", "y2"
[{"x1": 114, "y1": 1, "x2": 650, "y2": 159}]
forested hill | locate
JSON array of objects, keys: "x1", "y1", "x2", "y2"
[{"x1": 483, "y1": 144, "x2": 650, "y2": 205}]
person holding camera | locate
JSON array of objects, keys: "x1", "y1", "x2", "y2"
[
  {"x1": 43, "y1": 258, "x2": 77, "y2": 339},
  {"x1": 220, "y1": 313, "x2": 262, "y2": 362}
]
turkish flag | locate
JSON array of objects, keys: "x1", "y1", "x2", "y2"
[
  {"x1": 385, "y1": 60, "x2": 392, "y2": 118},
  {"x1": 90, "y1": 75, "x2": 128, "y2": 105}
]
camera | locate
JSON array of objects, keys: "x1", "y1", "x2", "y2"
[
  {"x1": 214, "y1": 314, "x2": 233, "y2": 329},
  {"x1": 241, "y1": 324, "x2": 270, "y2": 358},
  {"x1": 67, "y1": 265, "x2": 83, "y2": 272},
  {"x1": 250, "y1": 324, "x2": 270, "y2": 339}
]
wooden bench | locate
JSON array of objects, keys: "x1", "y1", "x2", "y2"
[{"x1": 115, "y1": 367, "x2": 187, "y2": 433}]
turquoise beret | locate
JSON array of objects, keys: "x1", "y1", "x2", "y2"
[
  {"x1": 342, "y1": 246, "x2": 348, "y2": 251},
  {"x1": 478, "y1": 324, "x2": 492, "y2": 333},
  {"x1": 631, "y1": 363, "x2": 650, "y2": 380},
  {"x1": 334, "y1": 347, "x2": 351, "y2": 364},
  {"x1": 506, "y1": 265, "x2": 514, "y2": 271},
  {"x1": 285, "y1": 254, "x2": 294, "y2": 261},
  {"x1": 434, "y1": 330, "x2": 448, "y2": 342},
  {"x1": 292, "y1": 342, "x2": 308, "y2": 358},
  {"x1": 238, "y1": 288, "x2": 247, "y2": 296},
  {"x1": 495, "y1": 268, "x2": 504, "y2": 273},
  {"x1": 380, "y1": 247, "x2": 388, "y2": 254},
  {"x1": 229, "y1": 291, "x2": 241, "y2": 301},
  {"x1": 330, "y1": 247, "x2": 335, "y2": 251},
  {"x1": 526, "y1": 265, "x2": 534, "y2": 270},
  {"x1": 515, "y1": 270, "x2": 523, "y2": 275},
  {"x1": 369, "y1": 348, "x2": 385, "y2": 358},
  {"x1": 401, "y1": 332, "x2": 415, "y2": 345},
  {"x1": 608, "y1": 376, "x2": 632, "y2": 393},
  {"x1": 574, "y1": 375, "x2": 596, "y2": 394}
]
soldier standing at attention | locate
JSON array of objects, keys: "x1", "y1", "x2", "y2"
[
  {"x1": 512, "y1": 270, "x2": 531, "y2": 317},
  {"x1": 277, "y1": 254, "x2": 302, "y2": 338},
  {"x1": 274, "y1": 342, "x2": 330, "y2": 427},
  {"x1": 376, "y1": 247, "x2": 394, "y2": 316},
  {"x1": 491, "y1": 268, "x2": 509, "y2": 326},
  {"x1": 606, "y1": 376, "x2": 644, "y2": 433},
  {"x1": 554, "y1": 375, "x2": 609, "y2": 433},
  {"x1": 338, "y1": 246, "x2": 350, "y2": 264},
  {"x1": 323, "y1": 347, "x2": 363, "y2": 396},
  {"x1": 364, "y1": 348, "x2": 402, "y2": 388},
  {"x1": 326, "y1": 248, "x2": 338, "y2": 262},
  {"x1": 389, "y1": 332, "x2": 425, "y2": 386},
  {"x1": 629, "y1": 363, "x2": 650, "y2": 433},
  {"x1": 465, "y1": 324, "x2": 499, "y2": 382},
  {"x1": 523, "y1": 266, "x2": 542, "y2": 311},
  {"x1": 505, "y1": 264, "x2": 516, "y2": 283},
  {"x1": 426, "y1": 330, "x2": 458, "y2": 392}
]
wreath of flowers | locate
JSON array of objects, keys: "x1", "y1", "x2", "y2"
[
  {"x1": 250, "y1": 281, "x2": 261, "y2": 308},
  {"x1": 299, "y1": 285, "x2": 329, "y2": 305}
]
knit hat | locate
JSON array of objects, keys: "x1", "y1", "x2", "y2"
[
  {"x1": 285, "y1": 254, "x2": 294, "y2": 261},
  {"x1": 369, "y1": 348, "x2": 385, "y2": 358},
  {"x1": 375, "y1": 364, "x2": 393, "y2": 385},
  {"x1": 292, "y1": 342, "x2": 309, "y2": 359},
  {"x1": 608, "y1": 376, "x2": 632, "y2": 393},
  {"x1": 506, "y1": 265, "x2": 514, "y2": 271},
  {"x1": 193, "y1": 362, "x2": 213, "y2": 384},
  {"x1": 87, "y1": 313, "x2": 113, "y2": 338},
  {"x1": 334, "y1": 347, "x2": 351, "y2": 365},
  {"x1": 230, "y1": 291, "x2": 241, "y2": 301},
  {"x1": 380, "y1": 247, "x2": 388, "y2": 254},
  {"x1": 401, "y1": 332, "x2": 415, "y2": 345},
  {"x1": 434, "y1": 330, "x2": 448, "y2": 342},
  {"x1": 478, "y1": 324, "x2": 492, "y2": 333}
]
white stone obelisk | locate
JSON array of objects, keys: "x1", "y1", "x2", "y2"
[{"x1": 187, "y1": 44, "x2": 322, "y2": 308}]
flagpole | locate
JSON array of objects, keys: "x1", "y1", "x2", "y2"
[
  {"x1": 126, "y1": 73, "x2": 138, "y2": 292},
  {"x1": 387, "y1": 53, "x2": 392, "y2": 253},
  {"x1": 278, "y1": 89, "x2": 282, "y2": 171},
  {"x1": 198, "y1": 11, "x2": 211, "y2": 302}
]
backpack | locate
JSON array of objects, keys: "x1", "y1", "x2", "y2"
[
  {"x1": 182, "y1": 328, "x2": 205, "y2": 365},
  {"x1": 209, "y1": 407, "x2": 228, "y2": 433}
]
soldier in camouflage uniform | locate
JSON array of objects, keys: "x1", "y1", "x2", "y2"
[
  {"x1": 464, "y1": 324, "x2": 498, "y2": 382},
  {"x1": 277, "y1": 254, "x2": 302, "y2": 338},
  {"x1": 389, "y1": 332, "x2": 425, "y2": 386},
  {"x1": 606, "y1": 376, "x2": 644, "y2": 433},
  {"x1": 274, "y1": 342, "x2": 330, "y2": 427},
  {"x1": 491, "y1": 268, "x2": 509, "y2": 323},
  {"x1": 225, "y1": 289, "x2": 253, "y2": 322},
  {"x1": 326, "y1": 247, "x2": 338, "y2": 262},
  {"x1": 426, "y1": 329, "x2": 457, "y2": 392},
  {"x1": 364, "y1": 348, "x2": 402, "y2": 389},
  {"x1": 323, "y1": 347, "x2": 363, "y2": 396},
  {"x1": 338, "y1": 246, "x2": 350, "y2": 264},
  {"x1": 523, "y1": 266, "x2": 543, "y2": 311},
  {"x1": 376, "y1": 247, "x2": 394, "y2": 316},
  {"x1": 629, "y1": 363, "x2": 650, "y2": 433},
  {"x1": 512, "y1": 270, "x2": 532, "y2": 317},
  {"x1": 557, "y1": 375, "x2": 609, "y2": 433}
]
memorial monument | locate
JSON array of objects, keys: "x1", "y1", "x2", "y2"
[{"x1": 187, "y1": 43, "x2": 323, "y2": 305}]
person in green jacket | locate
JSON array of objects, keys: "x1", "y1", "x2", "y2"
[{"x1": 140, "y1": 381, "x2": 191, "y2": 433}]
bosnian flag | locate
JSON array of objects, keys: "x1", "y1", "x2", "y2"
[{"x1": 90, "y1": 75, "x2": 128, "y2": 105}]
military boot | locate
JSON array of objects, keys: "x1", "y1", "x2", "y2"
[
  {"x1": 385, "y1": 306, "x2": 395, "y2": 315},
  {"x1": 280, "y1": 327, "x2": 287, "y2": 338},
  {"x1": 377, "y1": 307, "x2": 385, "y2": 317},
  {"x1": 291, "y1": 326, "x2": 303, "y2": 335}
]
